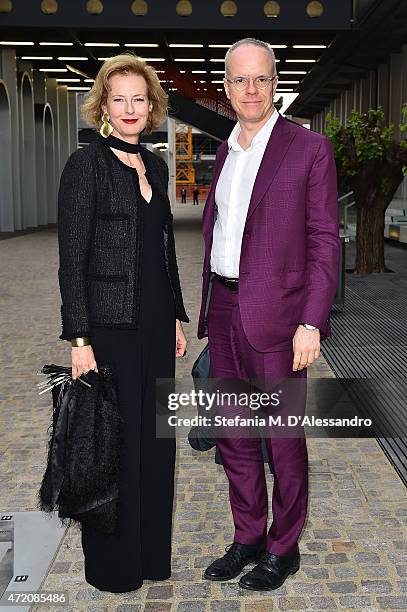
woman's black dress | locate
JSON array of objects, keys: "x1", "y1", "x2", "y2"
[{"x1": 81, "y1": 174, "x2": 176, "y2": 592}]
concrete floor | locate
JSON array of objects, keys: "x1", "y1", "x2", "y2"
[{"x1": 0, "y1": 202, "x2": 406, "y2": 611}]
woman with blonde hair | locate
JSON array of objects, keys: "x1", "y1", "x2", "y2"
[{"x1": 57, "y1": 53, "x2": 189, "y2": 592}]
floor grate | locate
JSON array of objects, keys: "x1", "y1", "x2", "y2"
[{"x1": 321, "y1": 272, "x2": 407, "y2": 486}]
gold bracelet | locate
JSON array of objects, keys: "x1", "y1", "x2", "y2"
[{"x1": 71, "y1": 337, "x2": 90, "y2": 347}]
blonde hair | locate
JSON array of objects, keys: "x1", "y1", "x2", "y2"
[{"x1": 81, "y1": 53, "x2": 168, "y2": 133}]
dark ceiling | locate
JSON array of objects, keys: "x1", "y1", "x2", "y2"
[
  {"x1": 0, "y1": 27, "x2": 337, "y2": 101},
  {"x1": 4, "y1": 1, "x2": 403, "y2": 119},
  {"x1": 287, "y1": 0, "x2": 407, "y2": 117}
]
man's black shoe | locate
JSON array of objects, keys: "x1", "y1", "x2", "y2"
[
  {"x1": 203, "y1": 542, "x2": 265, "y2": 581},
  {"x1": 238, "y1": 548, "x2": 300, "y2": 591},
  {"x1": 188, "y1": 426, "x2": 216, "y2": 451}
]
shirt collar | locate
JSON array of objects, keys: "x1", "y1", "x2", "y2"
[{"x1": 228, "y1": 108, "x2": 279, "y2": 152}]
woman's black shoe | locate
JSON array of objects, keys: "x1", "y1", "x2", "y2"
[
  {"x1": 203, "y1": 542, "x2": 265, "y2": 581},
  {"x1": 238, "y1": 549, "x2": 300, "y2": 591}
]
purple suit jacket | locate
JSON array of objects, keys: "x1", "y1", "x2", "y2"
[{"x1": 197, "y1": 114, "x2": 340, "y2": 353}]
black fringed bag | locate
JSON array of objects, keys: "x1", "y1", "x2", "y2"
[{"x1": 37, "y1": 364, "x2": 123, "y2": 534}]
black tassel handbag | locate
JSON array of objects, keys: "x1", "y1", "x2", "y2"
[{"x1": 36, "y1": 364, "x2": 122, "y2": 534}]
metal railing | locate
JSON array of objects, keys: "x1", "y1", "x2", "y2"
[
  {"x1": 195, "y1": 97, "x2": 237, "y2": 121},
  {"x1": 338, "y1": 191, "x2": 356, "y2": 235}
]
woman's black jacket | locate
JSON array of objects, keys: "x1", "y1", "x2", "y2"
[{"x1": 57, "y1": 135, "x2": 189, "y2": 341}]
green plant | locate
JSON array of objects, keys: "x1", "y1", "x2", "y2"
[{"x1": 325, "y1": 104, "x2": 407, "y2": 274}]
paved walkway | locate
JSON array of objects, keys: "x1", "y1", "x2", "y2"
[{"x1": 0, "y1": 203, "x2": 406, "y2": 611}]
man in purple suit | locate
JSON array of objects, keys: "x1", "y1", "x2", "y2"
[{"x1": 197, "y1": 38, "x2": 340, "y2": 591}]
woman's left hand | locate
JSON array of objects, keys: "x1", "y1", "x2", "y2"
[{"x1": 175, "y1": 319, "x2": 187, "y2": 358}]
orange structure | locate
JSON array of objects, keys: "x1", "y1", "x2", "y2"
[{"x1": 175, "y1": 123, "x2": 195, "y2": 184}]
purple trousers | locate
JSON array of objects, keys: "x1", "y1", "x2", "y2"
[{"x1": 207, "y1": 277, "x2": 309, "y2": 556}]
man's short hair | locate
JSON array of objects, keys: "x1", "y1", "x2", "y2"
[{"x1": 225, "y1": 38, "x2": 277, "y2": 77}]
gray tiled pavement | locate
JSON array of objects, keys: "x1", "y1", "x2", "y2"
[{"x1": 0, "y1": 202, "x2": 406, "y2": 611}]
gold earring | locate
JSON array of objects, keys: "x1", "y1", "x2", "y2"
[{"x1": 100, "y1": 112, "x2": 113, "y2": 138}]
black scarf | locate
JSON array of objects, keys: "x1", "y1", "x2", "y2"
[{"x1": 105, "y1": 133, "x2": 141, "y2": 154}]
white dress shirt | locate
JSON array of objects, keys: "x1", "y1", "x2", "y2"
[{"x1": 210, "y1": 108, "x2": 279, "y2": 278}]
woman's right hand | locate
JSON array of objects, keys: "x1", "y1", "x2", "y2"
[{"x1": 71, "y1": 345, "x2": 98, "y2": 380}]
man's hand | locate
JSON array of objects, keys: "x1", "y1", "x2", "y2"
[
  {"x1": 176, "y1": 319, "x2": 187, "y2": 358},
  {"x1": 292, "y1": 325, "x2": 320, "y2": 371}
]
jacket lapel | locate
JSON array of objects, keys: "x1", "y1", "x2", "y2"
[
  {"x1": 202, "y1": 141, "x2": 228, "y2": 236},
  {"x1": 246, "y1": 114, "x2": 296, "y2": 221}
]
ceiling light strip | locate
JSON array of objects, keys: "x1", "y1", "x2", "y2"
[
  {"x1": 0, "y1": 41, "x2": 34, "y2": 46},
  {"x1": 40, "y1": 42, "x2": 73, "y2": 46},
  {"x1": 84, "y1": 43, "x2": 120, "y2": 47},
  {"x1": 174, "y1": 58, "x2": 205, "y2": 62},
  {"x1": 169, "y1": 44, "x2": 204, "y2": 48},
  {"x1": 124, "y1": 43, "x2": 159, "y2": 47},
  {"x1": 39, "y1": 68, "x2": 68, "y2": 72},
  {"x1": 21, "y1": 56, "x2": 53, "y2": 60}
]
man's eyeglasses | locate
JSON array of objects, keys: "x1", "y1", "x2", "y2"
[{"x1": 224, "y1": 75, "x2": 277, "y2": 91}]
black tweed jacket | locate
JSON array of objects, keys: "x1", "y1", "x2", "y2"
[{"x1": 57, "y1": 135, "x2": 189, "y2": 341}]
